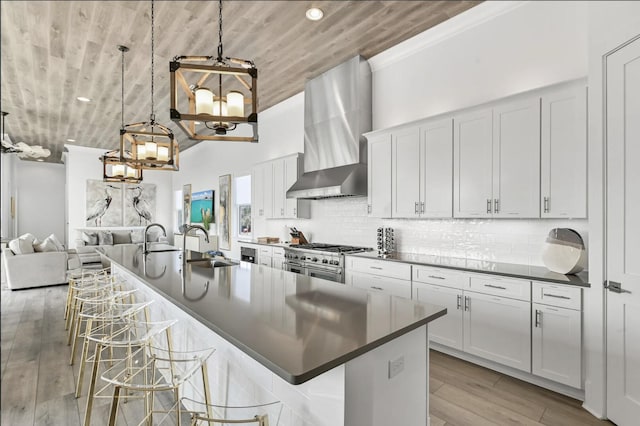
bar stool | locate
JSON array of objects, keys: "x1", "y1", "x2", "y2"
[
  {"x1": 82, "y1": 318, "x2": 178, "y2": 426},
  {"x1": 66, "y1": 271, "x2": 125, "y2": 334},
  {"x1": 181, "y1": 397, "x2": 283, "y2": 425},
  {"x1": 74, "y1": 300, "x2": 154, "y2": 397},
  {"x1": 65, "y1": 267, "x2": 111, "y2": 322}
]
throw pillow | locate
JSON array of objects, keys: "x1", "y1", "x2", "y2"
[
  {"x1": 47, "y1": 233, "x2": 65, "y2": 251},
  {"x1": 34, "y1": 238, "x2": 58, "y2": 252},
  {"x1": 8, "y1": 238, "x2": 21, "y2": 255},
  {"x1": 82, "y1": 231, "x2": 99, "y2": 246},
  {"x1": 17, "y1": 234, "x2": 36, "y2": 254},
  {"x1": 112, "y1": 231, "x2": 131, "y2": 245},
  {"x1": 98, "y1": 231, "x2": 114, "y2": 246},
  {"x1": 130, "y1": 229, "x2": 145, "y2": 244}
]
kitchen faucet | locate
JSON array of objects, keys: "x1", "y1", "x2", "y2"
[
  {"x1": 143, "y1": 223, "x2": 167, "y2": 254},
  {"x1": 182, "y1": 224, "x2": 210, "y2": 260}
]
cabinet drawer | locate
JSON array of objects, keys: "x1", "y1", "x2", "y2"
[
  {"x1": 350, "y1": 273, "x2": 412, "y2": 299},
  {"x1": 272, "y1": 247, "x2": 285, "y2": 257},
  {"x1": 259, "y1": 246, "x2": 273, "y2": 256},
  {"x1": 412, "y1": 266, "x2": 468, "y2": 289},
  {"x1": 347, "y1": 257, "x2": 411, "y2": 280},
  {"x1": 258, "y1": 256, "x2": 272, "y2": 267},
  {"x1": 469, "y1": 275, "x2": 531, "y2": 301},
  {"x1": 533, "y1": 282, "x2": 582, "y2": 310}
]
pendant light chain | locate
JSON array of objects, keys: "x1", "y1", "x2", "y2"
[
  {"x1": 121, "y1": 47, "x2": 125, "y2": 130},
  {"x1": 150, "y1": 0, "x2": 156, "y2": 123},
  {"x1": 217, "y1": 0, "x2": 223, "y2": 60}
]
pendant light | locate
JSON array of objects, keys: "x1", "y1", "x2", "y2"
[
  {"x1": 101, "y1": 45, "x2": 143, "y2": 183},
  {"x1": 169, "y1": 0, "x2": 258, "y2": 142},
  {"x1": 121, "y1": 0, "x2": 179, "y2": 171}
]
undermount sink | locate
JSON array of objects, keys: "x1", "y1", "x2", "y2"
[{"x1": 186, "y1": 258, "x2": 240, "y2": 268}]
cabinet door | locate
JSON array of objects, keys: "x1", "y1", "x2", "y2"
[
  {"x1": 413, "y1": 282, "x2": 463, "y2": 350},
  {"x1": 454, "y1": 109, "x2": 493, "y2": 218},
  {"x1": 541, "y1": 85, "x2": 587, "y2": 218},
  {"x1": 252, "y1": 165, "x2": 265, "y2": 217},
  {"x1": 283, "y1": 155, "x2": 299, "y2": 218},
  {"x1": 421, "y1": 118, "x2": 453, "y2": 218},
  {"x1": 263, "y1": 162, "x2": 274, "y2": 218},
  {"x1": 367, "y1": 133, "x2": 392, "y2": 218},
  {"x1": 492, "y1": 97, "x2": 541, "y2": 218},
  {"x1": 258, "y1": 255, "x2": 272, "y2": 268},
  {"x1": 463, "y1": 292, "x2": 531, "y2": 372},
  {"x1": 392, "y1": 127, "x2": 421, "y2": 218},
  {"x1": 532, "y1": 303, "x2": 582, "y2": 388},
  {"x1": 272, "y1": 159, "x2": 285, "y2": 218}
]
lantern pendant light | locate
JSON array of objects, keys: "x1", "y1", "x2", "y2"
[
  {"x1": 170, "y1": 0, "x2": 258, "y2": 142},
  {"x1": 101, "y1": 45, "x2": 143, "y2": 184},
  {"x1": 121, "y1": 0, "x2": 179, "y2": 171}
]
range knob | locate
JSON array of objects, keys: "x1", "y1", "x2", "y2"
[
  {"x1": 312, "y1": 257, "x2": 318, "y2": 262},
  {"x1": 300, "y1": 256, "x2": 306, "y2": 261},
  {"x1": 322, "y1": 259, "x2": 328, "y2": 264},
  {"x1": 294, "y1": 255, "x2": 299, "y2": 260},
  {"x1": 331, "y1": 260, "x2": 339, "y2": 265}
]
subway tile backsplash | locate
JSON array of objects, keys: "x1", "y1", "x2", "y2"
[{"x1": 256, "y1": 197, "x2": 589, "y2": 268}]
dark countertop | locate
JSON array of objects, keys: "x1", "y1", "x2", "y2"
[
  {"x1": 98, "y1": 245, "x2": 447, "y2": 385},
  {"x1": 347, "y1": 251, "x2": 590, "y2": 287}
]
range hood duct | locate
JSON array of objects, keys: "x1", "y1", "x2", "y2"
[{"x1": 287, "y1": 56, "x2": 371, "y2": 200}]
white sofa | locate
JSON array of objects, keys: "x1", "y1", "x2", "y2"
[{"x1": 2, "y1": 249, "x2": 69, "y2": 290}]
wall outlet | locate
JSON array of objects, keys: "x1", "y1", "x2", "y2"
[{"x1": 388, "y1": 356, "x2": 404, "y2": 379}]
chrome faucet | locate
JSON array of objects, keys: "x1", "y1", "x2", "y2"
[
  {"x1": 144, "y1": 223, "x2": 167, "y2": 254},
  {"x1": 182, "y1": 224, "x2": 210, "y2": 259}
]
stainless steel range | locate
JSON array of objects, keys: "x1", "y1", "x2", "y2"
[{"x1": 284, "y1": 243, "x2": 372, "y2": 283}]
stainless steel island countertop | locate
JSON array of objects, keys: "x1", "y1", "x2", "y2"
[{"x1": 98, "y1": 244, "x2": 447, "y2": 385}]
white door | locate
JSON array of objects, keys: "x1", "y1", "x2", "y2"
[
  {"x1": 453, "y1": 108, "x2": 493, "y2": 218},
  {"x1": 367, "y1": 134, "x2": 392, "y2": 218},
  {"x1": 463, "y1": 292, "x2": 531, "y2": 372},
  {"x1": 532, "y1": 304, "x2": 582, "y2": 388},
  {"x1": 392, "y1": 127, "x2": 421, "y2": 218},
  {"x1": 283, "y1": 155, "x2": 298, "y2": 218},
  {"x1": 492, "y1": 97, "x2": 541, "y2": 218},
  {"x1": 421, "y1": 118, "x2": 453, "y2": 218},
  {"x1": 413, "y1": 282, "x2": 463, "y2": 350},
  {"x1": 540, "y1": 83, "x2": 587, "y2": 218},
  {"x1": 606, "y1": 35, "x2": 640, "y2": 426}
]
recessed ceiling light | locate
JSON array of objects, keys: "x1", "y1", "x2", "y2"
[
  {"x1": 306, "y1": 7, "x2": 324, "y2": 21},
  {"x1": 76, "y1": 96, "x2": 91, "y2": 102},
  {"x1": 66, "y1": 138, "x2": 76, "y2": 142},
  {"x1": 37, "y1": 159, "x2": 44, "y2": 162}
]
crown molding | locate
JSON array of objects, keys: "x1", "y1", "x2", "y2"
[{"x1": 368, "y1": 1, "x2": 528, "y2": 72}]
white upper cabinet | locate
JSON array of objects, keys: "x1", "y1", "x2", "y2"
[
  {"x1": 252, "y1": 162, "x2": 272, "y2": 218},
  {"x1": 541, "y1": 83, "x2": 587, "y2": 218},
  {"x1": 367, "y1": 133, "x2": 392, "y2": 218},
  {"x1": 272, "y1": 159, "x2": 286, "y2": 217},
  {"x1": 453, "y1": 108, "x2": 494, "y2": 217},
  {"x1": 284, "y1": 155, "x2": 306, "y2": 218},
  {"x1": 421, "y1": 118, "x2": 453, "y2": 218},
  {"x1": 492, "y1": 97, "x2": 541, "y2": 218},
  {"x1": 253, "y1": 153, "x2": 309, "y2": 220},
  {"x1": 454, "y1": 96, "x2": 541, "y2": 218},
  {"x1": 392, "y1": 127, "x2": 422, "y2": 217}
]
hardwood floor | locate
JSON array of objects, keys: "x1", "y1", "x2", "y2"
[{"x1": 1, "y1": 283, "x2": 613, "y2": 426}]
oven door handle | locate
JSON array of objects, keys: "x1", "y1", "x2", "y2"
[{"x1": 305, "y1": 265, "x2": 342, "y2": 275}]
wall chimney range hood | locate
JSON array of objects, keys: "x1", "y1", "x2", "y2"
[{"x1": 287, "y1": 56, "x2": 372, "y2": 199}]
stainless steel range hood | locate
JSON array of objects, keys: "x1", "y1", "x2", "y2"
[{"x1": 287, "y1": 56, "x2": 371, "y2": 200}]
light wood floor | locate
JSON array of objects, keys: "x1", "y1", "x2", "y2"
[{"x1": 1, "y1": 283, "x2": 614, "y2": 426}]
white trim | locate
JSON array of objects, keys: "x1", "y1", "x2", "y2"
[{"x1": 368, "y1": 1, "x2": 528, "y2": 71}]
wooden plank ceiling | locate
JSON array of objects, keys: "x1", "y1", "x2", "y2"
[{"x1": 0, "y1": 0, "x2": 480, "y2": 163}]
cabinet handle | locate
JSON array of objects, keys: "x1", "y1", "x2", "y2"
[
  {"x1": 293, "y1": 207, "x2": 297, "y2": 216},
  {"x1": 484, "y1": 284, "x2": 507, "y2": 290},
  {"x1": 535, "y1": 309, "x2": 542, "y2": 327},
  {"x1": 415, "y1": 202, "x2": 419, "y2": 214},
  {"x1": 543, "y1": 197, "x2": 550, "y2": 213},
  {"x1": 367, "y1": 205, "x2": 372, "y2": 214},
  {"x1": 281, "y1": 208, "x2": 284, "y2": 216},
  {"x1": 494, "y1": 199, "x2": 499, "y2": 213},
  {"x1": 371, "y1": 286, "x2": 384, "y2": 291},
  {"x1": 543, "y1": 293, "x2": 571, "y2": 300},
  {"x1": 464, "y1": 296, "x2": 470, "y2": 311},
  {"x1": 421, "y1": 202, "x2": 425, "y2": 214},
  {"x1": 456, "y1": 294, "x2": 462, "y2": 310},
  {"x1": 428, "y1": 275, "x2": 445, "y2": 280},
  {"x1": 487, "y1": 199, "x2": 492, "y2": 214},
  {"x1": 370, "y1": 266, "x2": 384, "y2": 270}
]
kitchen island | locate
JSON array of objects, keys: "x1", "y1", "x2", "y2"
[{"x1": 98, "y1": 244, "x2": 446, "y2": 426}]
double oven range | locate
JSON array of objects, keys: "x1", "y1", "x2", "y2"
[{"x1": 283, "y1": 243, "x2": 372, "y2": 283}]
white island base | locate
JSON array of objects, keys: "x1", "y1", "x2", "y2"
[{"x1": 112, "y1": 263, "x2": 430, "y2": 426}]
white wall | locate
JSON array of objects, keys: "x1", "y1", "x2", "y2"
[
  {"x1": 64, "y1": 144, "x2": 174, "y2": 248},
  {"x1": 14, "y1": 160, "x2": 66, "y2": 243}
]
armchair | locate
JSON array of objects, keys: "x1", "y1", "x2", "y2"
[{"x1": 2, "y1": 249, "x2": 69, "y2": 290}]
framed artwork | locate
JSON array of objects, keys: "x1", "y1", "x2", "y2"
[
  {"x1": 218, "y1": 174, "x2": 232, "y2": 250},
  {"x1": 238, "y1": 204, "x2": 251, "y2": 237},
  {"x1": 85, "y1": 180, "x2": 156, "y2": 227},
  {"x1": 183, "y1": 184, "x2": 192, "y2": 227},
  {"x1": 124, "y1": 183, "x2": 157, "y2": 226},
  {"x1": 191, "y1": 190, "x2": 214, "y2": 231}
]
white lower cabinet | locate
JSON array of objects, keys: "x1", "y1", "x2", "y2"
[
  {"x1": 413, "y1": 282, "x2": 463, "y2": 350},
  {"x1": 531, "y1": 281, "x2": 583, "y2": 388},
  {"x1": 348, "y1": 272, "x2": 411, "y2": 299},
  {"x1": 463, "y1": 292, "x2": 531, "y2": 372}
]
